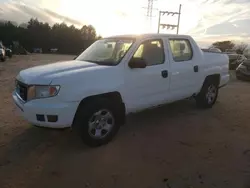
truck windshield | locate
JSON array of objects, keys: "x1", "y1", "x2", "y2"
[{"x1": 76, "y1": 38, "x2": 134, "y2": 65}]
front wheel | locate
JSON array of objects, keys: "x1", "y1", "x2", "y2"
[
  {"x1": 196, "y1": 80, "x2": 219, "y2": 108},
  {"x1": 72, "y1": 98, "x2": 122, "y2": 147}
]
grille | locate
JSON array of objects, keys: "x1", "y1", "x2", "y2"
[{"x1": 16, "y1": 80, "x2": 28, "y2": 101}]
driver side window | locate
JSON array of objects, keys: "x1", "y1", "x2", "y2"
[{"x1": 132, "y1": 39, "x2": 165, "y2": 66}]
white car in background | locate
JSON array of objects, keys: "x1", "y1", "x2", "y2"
[{"x1": 201, "y1": 47, "x2": 221, "y2": 53}]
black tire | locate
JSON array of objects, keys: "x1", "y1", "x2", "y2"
[
  {"x1": 196, "y1": 78, "x2": 219, "y2": 108},
  {"x1": 72, "y1": 98, "x2": 123, "y2": 147}
]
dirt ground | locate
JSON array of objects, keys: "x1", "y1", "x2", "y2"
[{"x1": 0, "y1": 54, "x2": 250, "y2": 188}]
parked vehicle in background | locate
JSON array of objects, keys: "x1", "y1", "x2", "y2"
[
  {"x1": 224, "y1": 50, "x2": 245, "y2": 70},
  {"x1": 5, "y1": 47, "x2": 12, "y2": 58},
  {"x1": 227, "y1": 53, "x2": 247, "y2": 70},
  {"x1": 236, "y1": 59, "x2": 250, "y2": 81},
  {"x1": 0, "y1": 47, "x2": 6, "y2": 62},
  {"x1": 236, "y1": 54, "x2": 247, "y2": 66},
  {"x1": 210, "y1": 48, "x2": 222, "y2": 53},
  {"x1": 50, "y1": 48, "x2": 58, "y2": 53},
  {"x1": 201, "y1": 47, "x2": 221, "y2": 53},
  {"x1": 0, "y1": 42, "x2": 6, "y2": 61},
  {"x1": 0, "y1": 43, "x2": 13, "y2": 59},
  {"x1": 225, "y1": 49, "x2": 237, "y2": 54},
  {"x1": 243, "y1": 48, "x2": 250, "y2": 59},
  {"x1": 13, "y1": 34, "x2": 230, "y2": 147},
  {"x1": 33, "y1": 48, "x2": 43, "y2": 53}
]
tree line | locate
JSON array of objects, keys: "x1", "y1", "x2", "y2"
[
  {"x1": 1, "y1": 18, "x2": 249, "y2": 56},
  {"x1": 0, "y1": 18, "x2": 101, "y2": 55},
  {"x1": 210, "y1": 40, "x2": 249, "y2": 55}
]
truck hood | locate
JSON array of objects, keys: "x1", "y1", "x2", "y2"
[{"x1": 16, "y1": 60, "x2": 103, "y2": 85}]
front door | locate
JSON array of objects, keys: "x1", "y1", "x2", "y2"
[{"x1": 123, "y1": 38, "x2": 170, "y2": 113}]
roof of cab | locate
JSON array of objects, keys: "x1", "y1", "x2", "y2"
[{"x1": 105, "y1": 33, "x2": 191, "y2": 39}]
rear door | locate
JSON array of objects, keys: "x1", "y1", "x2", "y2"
[{"x1": 167, "y1": 38, "x2": 200, "y2": 100}]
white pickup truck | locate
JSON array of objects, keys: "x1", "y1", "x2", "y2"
[{"x1": 13, "y1": 34, "x2": 229, "y2": 146}]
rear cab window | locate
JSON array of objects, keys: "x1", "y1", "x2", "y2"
[{"x1": 169, "y1": 39, "x2": 193, "y2": 62}]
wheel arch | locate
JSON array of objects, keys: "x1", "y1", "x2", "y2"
[
  {"x1": 204, "y1": 74, "x2": 221, "y2": 86},
  {"x1": 78, "y1": 91, "x2": 124, "y2": 105},
  {"x1": 197, "y1": 74, "x2": 221, "y2": 95},
  {"x1": 73, "y1": 91, "x2": 126, "y2": 126}
]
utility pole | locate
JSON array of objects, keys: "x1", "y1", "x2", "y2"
[
  {"x1": 147, "y1": 0, "x2": 154, "y2": 26},
  {"x1": 143, "y1": 0, "x2": 158, "y2": 31},
  {"x1": 176, "y1": 4, "x2": 182, "y2": 34},
  {"x1": 157, "y1": 4, "x2": 182, "y2": 34}
]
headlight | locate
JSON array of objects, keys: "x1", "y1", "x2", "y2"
[{"x1": 27, "y1": 85, "x2": 60, "y2": 100}]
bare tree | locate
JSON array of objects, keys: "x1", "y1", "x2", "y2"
[
  {"x1": 210, "y1": 40, "x2": 235, "y2": 52},
  {"x1": 234, "y1": 42, "x2": 248, "y2": 54}
]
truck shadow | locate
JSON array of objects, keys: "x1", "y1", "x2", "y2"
[
  {"x1": 126, "y1": 99, "x2": 198, "y2": 126},
  {"x1": 0, "y1": 99, "x2": 209, "y2": 168}
]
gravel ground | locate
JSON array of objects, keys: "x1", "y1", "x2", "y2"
[{"x1": 0, "y1": 54, "x2": 250, "y2": 188}]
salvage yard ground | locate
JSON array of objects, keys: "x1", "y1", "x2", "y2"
[{"x1": 0, "y1": 54, "x2": 250, "y2": 188}]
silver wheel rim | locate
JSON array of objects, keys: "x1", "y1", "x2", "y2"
[
  {"x1": 88, "y1": 109, "x2": 114, "y2": 139},
  {"x1": 206, "y1": 85, "x2": 217, "y2": 104}
]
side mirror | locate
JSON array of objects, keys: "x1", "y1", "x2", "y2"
[{"x1": 128, "y1": 58, "x2": 147, "y2": 69}]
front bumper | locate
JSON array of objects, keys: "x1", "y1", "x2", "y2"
[{"x1": 12, "y1": 91, "x2": 79, "y2": 128}]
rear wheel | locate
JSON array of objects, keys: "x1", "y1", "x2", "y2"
[
  {"x1": 196, "y1": 79, "x2": 219, "y2": 108},
  {"x1": 73, "y1": 98, "x2": 123, "y2": 147}
]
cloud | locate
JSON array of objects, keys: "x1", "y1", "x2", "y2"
[
  {"x1": 1, "y1": 0, "x2": 250, "y2": 45},
  {"x1": 0, "y1": 0, "x2": 84, "y2": 26},
  {"x1": 154, "y1": 0, "x2": 250, "y2": 45},
  {"x1": 43, "y1": 9, "x2": 84, "y2": 26},
  {"x1": 187, "y1": 0, "x2": 250, "y2": 44}
]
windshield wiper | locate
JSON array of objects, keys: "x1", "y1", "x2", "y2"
[
  {"x1": 82, "y1": 60, "x2": 99, "y2": 64},
  {"x1": 83, "y1": 59, "x2": 115, "y2": 66}
]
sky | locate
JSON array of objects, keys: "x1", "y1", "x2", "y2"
[{"x1": 0, "y1": 0, "x2": 250, "y2": 47}]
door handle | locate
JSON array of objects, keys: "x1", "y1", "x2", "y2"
[
  {"x1": 161, "y1": 70, "x2": 168, "y2": 78},
  {"x1": 194, "y1": 65, "x2": 199, "y2": 72}
]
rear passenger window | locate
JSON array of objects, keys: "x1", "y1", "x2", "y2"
[
  {"x1": 169, "y1": 39, "x2": 193, "y2": 62},
  {"x1": 133, "y1": 39, "x2": 165, "y2": 66}
]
